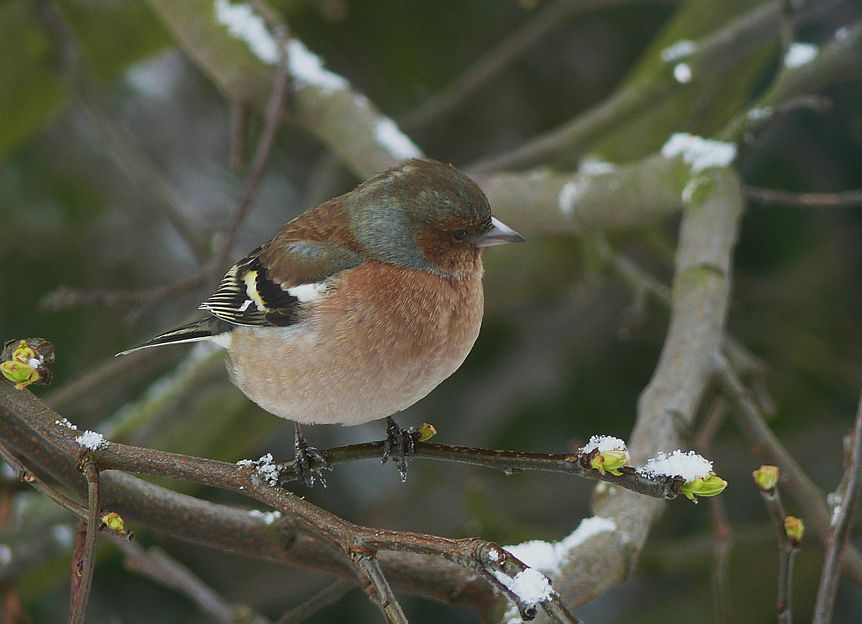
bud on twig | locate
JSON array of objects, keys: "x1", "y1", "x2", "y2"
[
  {"x1": 753, "y1": 465, "x2": 780, "y2": 491},
  {"x1": 784, "y1": 515, "x2": 804, "y2": 545},
  {"x1": 680, "y1": 473, "x2": 728, "y2": 503},
  {"x1": 1, "y1": 339, "x2": 55, "y2": 389}
]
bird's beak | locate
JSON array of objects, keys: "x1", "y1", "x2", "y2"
[{"x1": 476, "y1": 216, "x2": 526, "y2": 247}]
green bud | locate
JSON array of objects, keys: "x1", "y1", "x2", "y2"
[
  {"x1": 752, "y1": 465, "x2": 780, "y2": 491},
  {"x1": 1, "y1": 360, "x2": 42, "y2": 389},
  {"x1": 784, "y1": 516, "x2": 804, "y2": 544},
  {"x1": 589, "y1": 450, "x2": 629, "y2": 476},
  {"x1": 416, "y1": 423, "x2": 437, "y2": 442},
  {"x1": 101, "y1": 512, "x2": 126, "y2": 534},
  {"x1": 681, "y1": 473, "x2": 728, "y2": 503},
  {"x1": 1, "y1": 339, "x2": 52, "y2": 389}
]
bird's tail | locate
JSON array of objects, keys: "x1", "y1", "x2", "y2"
[{"x1": 116, "y1": 317, "x2": 232, "y2": 356}]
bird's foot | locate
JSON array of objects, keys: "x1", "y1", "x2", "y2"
[
  {"x1": 382, "y1": 417, "x2": 416, "y2": 482},
  {"x1": 293, "y1": 435, "x2": 330, "y2": 488}
]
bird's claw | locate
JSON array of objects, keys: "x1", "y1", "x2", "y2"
[
  {"x1": 293, "y1": 436, "x2": 330, "y2": 487},
  {"x1": 382, "y1": 417, "x2": 415, "y2": 482}
]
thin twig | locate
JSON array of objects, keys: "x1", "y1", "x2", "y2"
[
  {"x1": 0, "y1": 442, "x2": 88, "y2": 521},
  {"x1": 69, "y1": 457, "x2": 99, "y2": 624},
  {"x1": 746, "y1": 186, "x2": 862, "y2": 208},
  {"x1": 210, "y1": 1, "x2": 291, "y2": 281},
  {"x1": 274, "y1": 579, "x2": 354, "y2": 624},
  {"x1": 41, "y1": 275, "x2": 207, "y2": 315},
  {"x1": 757, "y1": 478, "x2": 797, "y2": 624},
  {"x1": 812, "y1": 391, "x2": 862, "y2": 624},
  {"x1": 609, "y1": 249, "x2": 767, "y2": 378},
  {"x1": 112, "y1": 536, "x2": 270, "y2": 624},
  {"x1": 351, "y1": 553, "x2": 408, "y2": 624},
  {"x1": 709, "y1": 497, "x2": 734, "y2": 624},
  {"x1": 280, "y1": 438, "x2": 684, "y2": 499},
  {"x1": 694, "y1": 398, "x2": 734, "y2": 624},
  {"x1": 0, "y1": 461, "x2": 26, "y2": 624},
  {"x1": 230, "y1": 102, "x2": 252, "y2": 171},
  {"x1": 717, "y1": 357, "x2": 862, "y2": 583}
]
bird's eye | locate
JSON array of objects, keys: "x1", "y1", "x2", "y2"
[{"x1": 452, "y1": 230, "x2": 469, "y2": 241}]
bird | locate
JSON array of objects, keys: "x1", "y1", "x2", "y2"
[{"x1": 120, "y1": 158, "x2": 524, "y2": 485}]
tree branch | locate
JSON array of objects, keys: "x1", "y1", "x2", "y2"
[
  {"x1": 812, "y1": 391, "x2": 862, "y2": 623},
  {"x1": 754, "y1": 469, "x2": 798, "y2": 624},
  {"x1": 542, "y1": 167, "x2": 743, "y2": 614},
  {"x1": 351, "y1": 553, "x2": 408, "y2": 624},
  {"x1": 745, "y1": 186, "x2": 862, "y2": 208},
  {"x1": 274, "y1": 578, "x2": 354, "y2": 624},
  {"x1": 718, "y1": 358, "x2": 862, "y2": 583},
  {"x1": 68, "y1": 456, "x2": 99, "y2": 624},
  {"x1": 0, "y1": 379, "x2": 594, "y2": 621},
  {"x1": 112, "y1": 536, "x2": 270, "y2": 624}
]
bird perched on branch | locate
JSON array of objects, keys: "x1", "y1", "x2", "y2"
[{"x1": 120, "y1": 158, "x2": 523, "y2": 485}]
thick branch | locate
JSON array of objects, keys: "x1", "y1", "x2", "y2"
[
  {"x1": 0, "y1": 379, "x2": 497, "y2": 614},
  {"x1": 544, "y1": 168, "x2": 743, "y2": 615}
]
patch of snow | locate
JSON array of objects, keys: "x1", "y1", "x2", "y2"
[
  {"x1": 374, "y1": 118, "x2": 422, "y2": 160},
  {"x1": 488, "y1": 548, "x2": 500, "y2": 562},
  {"x1": 578, "y1": 156, "x2": 616, "y2": 175},
  {"x1": 661, "y1": 132, "x2": 736, "y2": 172},
  {"x1": 580, "y1": 435, "x2": 627, "y2": 455},
  {"x1": 558, "y1": 182, "x2": 584, "y2": 216},
  {"x1": 660, "y1": 39, "x2": 697, "y2": 62},
  {"x1": 493, "y1": 568, "x2": 554, "y2": 604},
  {"x1": 505, "y1": 516, "x2": 617, "y2": 576},
  {"x1": 237, "y1": 453, "x2": 282, "y2": 486},
  {"x1": 75, "y1": 431, "x2": 106, "y2": 451},
  {"x1": 828, "y1": 492, "x2": 843, "y2": 527},
  {"x1": 502, "y1": 604, "x2": 521, "y2": 624},
  {"x1": 286, "y1": 39, "x2": 349, "y2": 91},
  {"x1": 639, "y1": 450, "x2": 712, "y2": 482},
  {"x1": 55, "y1": 418, "x2": 78, "y2": 431},
  {"x1": 747, "y1": 106, "x2": 773, "y2": 122},
  {"x1": 784, "y1": 42, "x2": 818, "y2": 68},
  {"x1": 248, "y1": 509, "x2": 282, "y2": 525},
  {"x1": 673, "y1": 63, "x2": 693, "y2": 84},
  {"x1": 214, "y1": 0, "x2": 279, "y2": 64}
]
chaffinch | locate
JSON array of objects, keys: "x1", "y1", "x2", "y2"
[{"x1": 121, "y1": 158, "x2": 523, "y2": 483}]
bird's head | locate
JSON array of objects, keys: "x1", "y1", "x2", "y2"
[{"x1": 345, "y1": 159, "x2": 524, "y2": 278}]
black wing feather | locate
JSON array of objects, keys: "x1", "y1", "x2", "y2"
[{"x1": 199, "y1": 252, "x2": 302, "y2": 327}]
